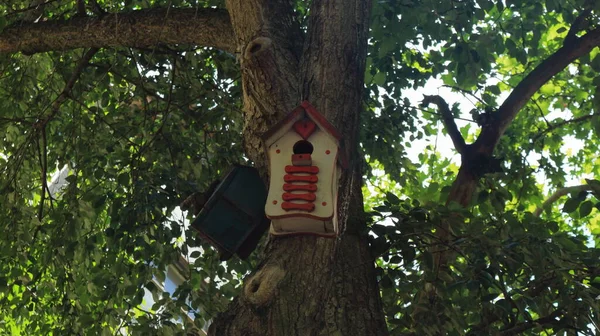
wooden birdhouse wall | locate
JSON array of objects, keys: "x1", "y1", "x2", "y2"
[
  {"x1": 263, "y1": 102, "x2": 344, "y2": 236},
  {"x1": 265, "y1": 128, "x2": 338, "y2": 219}
]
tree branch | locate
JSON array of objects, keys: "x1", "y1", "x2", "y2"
[
  {"x1": 421, "y1": 95, "x2": 467, "y2": 155},
  {"x1": 532, "y1": 112, "x2": 600, "y2": 144},
  {"x1": 0, "y1": 8, "x2": 235, "y2": 55},
  {"x1": 534, "y1": 184, "x2": 593, "y2": 217},
  {"x1": 35, "y1": 47, "x2": 98, "y2": 131},
  {"x1": 37, "y1": 127, "x2": 48, "y2": 221},
  {"x1": 565, "y1": 8, "x2": 592, "y2": 45},
  {"x1": 474, "y1": 26, "x2": 600, "y2": 153},
  {"x1": 76, "y1": 0, "x2": 86, "y2": 16},
  {"x1": 498, "y1": 309, "x2": 564, "y2": 336},
  {"x1": 442, "y1": 84, "x2": 486, "y2": 106}
]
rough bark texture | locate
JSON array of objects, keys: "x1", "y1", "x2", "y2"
[
  {"x1": 226, "y1": 0, "x2": 303, "y2": 171},
  {"x1": 208, "y1": 0, "x2": 389, "y2": 335},
  {"x1": 0, "y1": 8, "x2": 236, "y2": 54}
]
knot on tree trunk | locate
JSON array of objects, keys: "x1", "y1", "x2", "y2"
[
  {"x1": 244, "y1": 37, "x2": 273, "y2": 60},
  {"x1": 243, "y1": 265, "x2": 285, "y2": 307}
]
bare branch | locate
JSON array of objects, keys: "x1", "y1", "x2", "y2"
[
  {"x1": 474, "y1": 27, "x2": 600, "y2": 153},
  {"x1": 0, "y1": 8, "x2": 235, "y2": 55},
  {"x1": 534, "y1": 184, "x2": 593, "y2": 217},
  {"x1": 442, "y1": 84, "x2": 486, "y2": 106},
  {"x1": 421, "y1": 95, "x2": 467, "y2": 154},
  {"x1": 37, "y1": 127, "x2": 47, "y2": 221},
  {"x1": 498, "y1": 309, "x2": 564, "y2": 336},
  {"x1": 36, "y1": 47, "x2": 99, "y2": 130},
  {"x1": 532, "y1": 113, "x2": 600, "y2": 144}
]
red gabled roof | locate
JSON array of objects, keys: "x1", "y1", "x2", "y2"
[
  {"x1": 262, "y1": 101, "x2": 348, "y2": 169},
  {"x1": 262, "y1": 101, "x2": 342, "y2": 141}
]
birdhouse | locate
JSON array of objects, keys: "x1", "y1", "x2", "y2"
[
  {"x1": 263, "y1": 101, "x2": 347, "y2": 237},
  {"x1": 191, "y1": 165, "x2": 269, "y2": 260}
]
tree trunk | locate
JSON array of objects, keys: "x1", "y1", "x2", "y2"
[{"x1": 209, "y1": 0, "x2": 389, "y2": 335}]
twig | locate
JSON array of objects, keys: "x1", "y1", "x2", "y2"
[
  {"x1": 498, "y1": 309, "x2": 564, "y2": 336},
  {"x1": 37, "y1": 126, "x2": 48, "y2": 221},
  {"x1": 532, "y1": 113, "x2": 600, "y2": 144},
  {"x1": 442, "y1": 84, "x2": 486, "y2": 106},
  {"x1": 28, "y1": 48, "x2": 97, "y2": 221},
  {"x1": 534, "y1": 184, "x2": 593, "y2": 217},
  {"x1": 421, "y1": 95, "x2": 467, "y2": 155},
  {"x1": 5, "y1": 0, "x2": 61, "y2": 16},
  {"x1": 68, "y1": 95, "x2": 139, "y2": 148},
  {"x1": 530, "y1": 97, "x2": 551, "y2": 128},
  {"x1": 35, "y1": 48, "x2": 98, "y2": 131}
]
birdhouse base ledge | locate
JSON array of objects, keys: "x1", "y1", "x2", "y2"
[{"x1": 268, "y1": 216, "x2": 338, "y2": 237}]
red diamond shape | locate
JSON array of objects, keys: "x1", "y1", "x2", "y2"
[{"x1": 293, "y1": 119, "x2": 316, "y2": 139}]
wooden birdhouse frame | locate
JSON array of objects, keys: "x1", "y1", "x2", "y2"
[{"x1": 262, "y1": 101, "x2": 347, "y2": 237}]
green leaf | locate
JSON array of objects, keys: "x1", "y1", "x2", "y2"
[
  {"x1": 579, "y1": 200, "x2": 593, "y2": 217},
  {"x1": 117, "y1": 173, "x2": 129, "y2": 186},
  {"x1": 402, "y1": 248, "x2": 416, "y2": 265},
  {"x1": 591, "y1": 54, "x2": 600, "y2": 72},
  {"x1": 562, "y1": 197, "x2": 580, "y2": 213},
  {"x1": 373, "y1": 72, "x2": 386, "y2": 86},
  {"x1": 386, "y1": 192, "x2": 401, "y2": 205},
  {"x1": 547, "y1": 221, "x2": 559, "y2": 233}
]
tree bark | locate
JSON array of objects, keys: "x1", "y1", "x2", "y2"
[
  {"x1": 0, "y1": 8, "x2": 236, "y2": 54},
  {"x1": 0, "y1": 1, "x2": 388, "y2": 334},
  {"x1": 208, "y1": 0, "x2": 389, "y2": 335}
]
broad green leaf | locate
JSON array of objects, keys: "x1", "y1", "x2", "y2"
[
  {"x1": 579, "y1": 201, "x2": 594, "y2": 218},
  {"x1": 562, "y1": 197, "x2": 581, "y2": 213}
]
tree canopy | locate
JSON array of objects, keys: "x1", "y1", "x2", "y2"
[{"x1": 0, "y1": 0, "x2": 599, "y2": 335}]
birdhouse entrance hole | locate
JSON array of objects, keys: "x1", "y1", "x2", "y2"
[{"x1": 293, "y1": 140, "x2": 313, "y2": 154}]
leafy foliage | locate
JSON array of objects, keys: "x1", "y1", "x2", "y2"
[{"x1": 0, "y1": 0, "x2": 599, "y2": 335}]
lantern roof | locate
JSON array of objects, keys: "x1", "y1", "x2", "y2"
[{"x1": 262, "y1": 101, "x2": 348, "y2": 168}]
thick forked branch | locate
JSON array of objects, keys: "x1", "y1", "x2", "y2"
[
  {"x1": 421, "y1": 95, "x2": 467, "y2": 155},
  {"x1": 534, "y1": 184, "x2": 593, "y2": 217},
  {"x1": 475, "y1": 26, "x2": 600, "y2": 153},
  {"x1": 0, "y1": 8, "x2": 236, "y2": 54}
]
